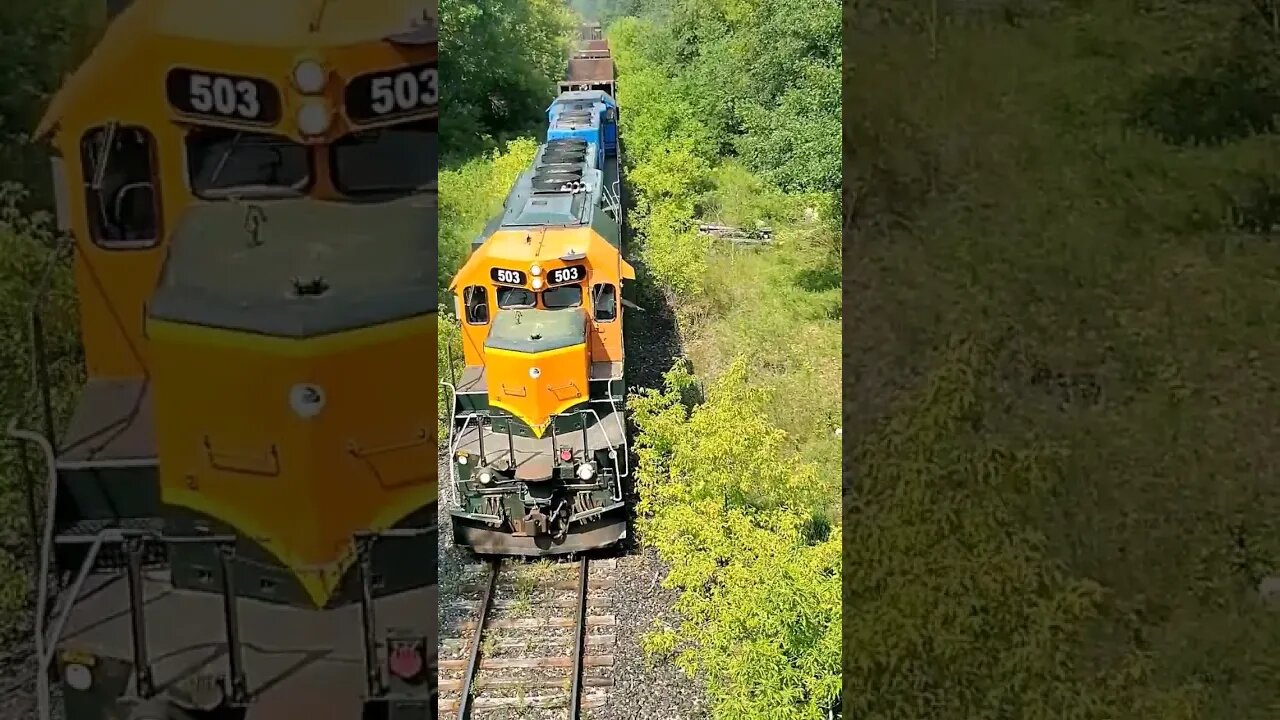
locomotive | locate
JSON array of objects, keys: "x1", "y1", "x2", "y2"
[
  {"x1": 444, "y1": 22, "x2": 632, "y2": 556},
  {"x1": 7, "y1": 1, "x2": 438, "y2": 718}
]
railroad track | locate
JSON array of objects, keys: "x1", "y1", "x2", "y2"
[{"x1": 440, "y1": 557, "x2": 617, "y2": 719}]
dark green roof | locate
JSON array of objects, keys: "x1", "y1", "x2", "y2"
[
  {"x1": 485, "y1": 308, "x2": 586, "y2": 353},
  {"x1": 148, "y1": 194, "x2": 437, "y2": 337}
]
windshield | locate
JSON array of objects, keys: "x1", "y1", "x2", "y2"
[
  {"x1": 497, "y1": 286, "x2": 536, "y2": 309},
  {"x1": 543, "y1": 285, "x2": 583, "y2": 309},
  {"x1": 186, "y1": 127, "x2": 310, "y2": 199},
  {"x1": 332, "y1": 118, "x2": 437, "y2": 197}
]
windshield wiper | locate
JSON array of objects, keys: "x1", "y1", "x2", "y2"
[{"x1": 207, "y1": 132, "x2": 245, "y2": 188}]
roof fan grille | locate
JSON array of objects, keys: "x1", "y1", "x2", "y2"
[
  {"x1": 546, "y1": 138, "x2": 587, "y2": 150},
  {"x1": 541, "y1": 149, "x2": 587, "y2": 165}
]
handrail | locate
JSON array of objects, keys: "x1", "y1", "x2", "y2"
[{"x1": 7, "y1": 422, "x2": 59, "y2": 720}]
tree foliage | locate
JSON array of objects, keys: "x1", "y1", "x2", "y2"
[
  {"x1": 440, "y1": 0, "x2": 575, "y2": 162},
  {"x1": 615, "y1": 0, "x2": 840, "y2": 194},
  {"x1": 0, "y1": 0, "x2": 98, "y2": 205}
]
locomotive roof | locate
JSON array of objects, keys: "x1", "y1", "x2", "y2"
[
  {"x1": 148, "y1": 193, "x2": 436, "y2": 337},
  {"x1": 497, "y1": 141, "x2": 606, "y2": 229}
]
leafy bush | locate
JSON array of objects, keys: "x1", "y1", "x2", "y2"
[
  {"x1": 0, "y1": 184, "x2": 78, "y2": 638},
  {"x1": 438, "y1": 137, "x2": 540, "y2": 300},
  {"x1": 630, "y1": 361, "x2": 840, "y2": 720}
]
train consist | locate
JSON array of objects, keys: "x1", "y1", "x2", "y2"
[
  {"x1": 444, "y1": 22, "x2": 631, "y2": 557},
  {"x1": 8, "y1": 2, "x2": 438, "y2": 718}
]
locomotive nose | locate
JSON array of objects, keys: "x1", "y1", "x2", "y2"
[{"x1": 484, "y1": 308, "x2": 590, "y2": 437}]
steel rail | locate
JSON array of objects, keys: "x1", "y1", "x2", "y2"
[
  {"x1": 457, "y1": 558, "x2": 501, "y2": 720},
  {"x1": 569, "y1": 557, "x2": 590, "y2": 720}
]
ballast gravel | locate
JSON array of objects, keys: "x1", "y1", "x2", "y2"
[{"x1": 436, "y1": 455, "x2": 710, "y2": 720}]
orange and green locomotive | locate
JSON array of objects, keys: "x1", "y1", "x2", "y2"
[
  {"x1": 444, "y1": 25, "x2": 630, "y2": 556},
  {"x1": 8, "y1": 1, "x2": 439, "y2": 718}
]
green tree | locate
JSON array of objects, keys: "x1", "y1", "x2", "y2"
[{"x1": 440, "y1": 0, "x2": 574, "y2": 162}]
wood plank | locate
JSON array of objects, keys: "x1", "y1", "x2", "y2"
[
  {"x1": 461, "y1": 558, "x2": 616, "y2": 575},
  {"x1": 438, "y1": 693, "x2": 608, "y2": 712},
  {"x1": 438, "y1": 654, "x2": 614, "y2": 671},
  {"x1": 448, "y1": 615, "x2": 615, "y2": 632},
  {"x1": 458, "y1": 577, "x2": 615, "y2": 592},
  {"x1": 445, "y1": 596, "x2": 610, "y2": 611},
  {"x1": 440, "y1": 634, "x2": 614, "y2": 652},
  {"x1": 437, "y1": 676, "x2": 613, "y2": 692}
]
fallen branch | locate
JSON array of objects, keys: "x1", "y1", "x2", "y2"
[{"x1": 697, "y1": 223, "x2": 774, "y2": 245}]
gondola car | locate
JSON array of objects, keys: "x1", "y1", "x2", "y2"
[
  {"x1": 444, "y1": 24, "x2": 631, "y2": 556},
  {"x1": 7, "y1": 1, "x2": 439, "y2": 718}
]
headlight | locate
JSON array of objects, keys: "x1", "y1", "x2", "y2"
[
  {"x1": 297, "y1": 101, "x2": 332, "y2": 135},
  {"x1": 456, "y1": 452, "x2": 469, "y2": 466},
  {"x1": 64, "y1": 663, "x2": 92, "y2": 691},
  {"x1": 293, "y1": 59, "x2": 327, "y2": 94},
  {"x1": 531, "y1": 263, "x2": 542, "y2": 276},
  {"x1": 478, "y1": 470, "x2": 492, "y2": 484},
  {"x1": 577, "y1": 462, "x2": 596, "y2": 481},
  {"x1": 532, "y1": 277, "x2": 544, "y2": 290}
]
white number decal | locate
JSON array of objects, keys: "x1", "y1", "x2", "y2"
[
  {"x1": 371, "y1": 68, "x2": 438, "y2": 115},
  {"x1": 188, "y1": 73, "x2": 262, "y2": 119},
  {"x1": 236, "y1": 80, "x2": 260, "y2": 118},
  {"x1": 495, "y1": 269, "x2": 521, "y2": 284},
  {"x1": 419, "y1": 68, "x2": 439, "y2": 105},
  {"x1": 190, "y1": 74, "x2": 213, "y2": 112},
  {"x1": 394, "y1": 72, "x2": 418, "y2": 108},
  {"x1": 213, "y1": 77, "x2": 237, "y2": 115},
  {"x1": 371, "y1": 77, "x2": 395, "y2": 114},
  {"x1": 552, "y1": 267, "x2": 581, "y2": 284}
]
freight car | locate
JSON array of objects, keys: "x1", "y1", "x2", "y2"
[
  {"x1": 7, "y1": 2, "x2": 439, "y2": 719},
  {"x1": 443, "y1": 27, "x2": 631, "y2": 556}
]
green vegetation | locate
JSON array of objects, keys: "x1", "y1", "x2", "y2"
[
  {"x1": 0, "y1": 0, "x2": 98, "y2": 639},
  {"x1": 0, "y1": 187, "x2": 79, "y2": 637},
  {"x1": 0, "y1": 0, "x2": 99, "y2": 210},
  {"x1": 848, "y1": 0, "x2": 1280, "y2": 717},
  {"x1": 610, "y1": 1, "x2": 840, "y2": 717},
  {"x1": 440, "y1": 0, "x2": 575, "y2": 163}
]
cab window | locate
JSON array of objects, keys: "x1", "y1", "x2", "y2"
[
  {"x1": 497, "y1": 287, "x2": 536, "y2": 309},
  {"x1": 80, "y1": 125, "x2": 161, "y2": 248},
  {"x1": 332, "y1": 118, "x2": 437, "y2": 197},
  {"x1": 592, "y1": 283, "x2": 617, "y2": 322},
  {"x1": 464, "y1": 286, "x2": 489, "y2": 324},
  {"x1": 186, "y1": 127, "x2": 310, "y2": 199},
  {"x1": 543, "y1": 284, "x2": 583, "y2": 309}
]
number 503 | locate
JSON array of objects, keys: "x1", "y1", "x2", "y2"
[{"x1": 371, "y1": 68, "x2": 439, "y2": 115}]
